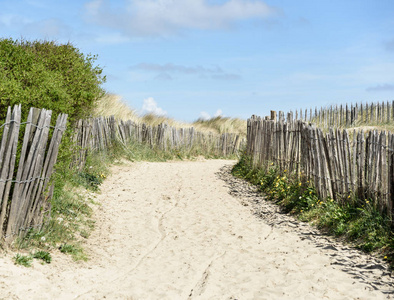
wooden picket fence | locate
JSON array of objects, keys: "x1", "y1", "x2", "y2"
[
  {"x1": 271, "y1": 100, "x2": 394, "y2": 129},
  {"x1": 0, "y1": 105, "x2": 68, "y2": 242},
  {"x1": 247, "y1": 115, "x2": 394, "y2": 222},
  {"x1": 73, "y1": 116, "x2": 245, "y2": 170}
]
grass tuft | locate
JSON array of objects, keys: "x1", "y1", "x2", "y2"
[
  {"x1": 193, "y1": 116, "x2": 247, "y2": 136},
  {"x1": 59, "y1": 244, "x2": 87, "y2": 261},
  {"x1": 13, "y1": 254, "x2": 33, "y2": 267},
  {"x1": 33, "y1": 251, "x2": 52, "y2": 264}
]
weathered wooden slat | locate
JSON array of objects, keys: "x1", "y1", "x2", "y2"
[
  {"x1": 356, "y1": 131, "x2": 364, "y2": 200},
  {"x1": 381, "y1": 131, "x2": 388, "y2": 213},
  {"x1": 28, "y1": 113, "x2": 68, "y2": 229},
  {"x1": 5, "y1": 108, "x2": 41, "y2": 238},
  {"x1": 372, "y1": 131, "x2": 379, "y2": 200},
  {"x1": 8, "y1": 109, "x2": 52, "y2": 237},
  {"x1": 343, "y1": 130, "x2": 351, "y2": 198},
  {"x1": 0, "y1": 106, "x2": 68, "y2": 241},
  {"x1": 366, "y1": 131, "x2": 373, "y2": 198},
  {"x1": 351, "y1": 130, "x2": 357, "y2": 194},
  {"x1": 390, "y1": 134, "x2": 394, "y2": 221},
  {"x1": 21, "y1": 109, "x2": 53, "y2": 230},
  {"x1": 0, "y1": 106, "x2": 21, "y2": 236},
  {"x1": 0, "y1": 106, "x2": 13, "y2": 234},
  {"x1": 326, "y1": 129, "x2": 337, "y2": 200},
  {"x1": 316, "y1": 128, "x2": 327, "y2": 199}
]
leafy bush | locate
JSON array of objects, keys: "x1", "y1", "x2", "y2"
[{"x1": 0, "y1": 38, "x2": 105, "y2": 124}]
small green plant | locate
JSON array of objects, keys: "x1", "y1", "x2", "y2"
[
  {"x1": 59, "y1": 243, "x2": 87, "y2": 261},
  {"x1": 59, "y1": 243, "x2": 76, "y2": 254},
  {"x1": 76, "y1": 172, "x2": 103, "y2": 191},
  {"x1": 80, "y1": 230, "x2": 90, "y2": 239},
  {"x1": 13, "y1": 254, "x2": 33, "y2": 267},
  {"x1": 33, "y1": 251, "x2": 52, "y2": 264}
]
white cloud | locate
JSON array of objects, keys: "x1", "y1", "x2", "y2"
[
  {"x1": 154, "y1": 73, "x2": 173, "y2": 80},
  {"x1": 0, "y1": 14, "x2": 30, "y2": 28},
  {"x1": 142, "y1": 97, "x2": 167, "y2": 115},
  {"x1": 214, "y1": 109, "x2": 223, "y2": 117},
  {"x1": 199, "y1": 109, "x2": 223, "y2": 120},
  {"x1": 95, "y1": 32, "x2": 130, "y2": 44},
  {"x1": 366, "y1": 83, "x2": 394, "y2": 92},
  {"x1": 0, "y1": 12, "x2": 73, "y2": 39},
  {"x1": 199, "y1": 111, "x2": 211, "y2": 120},
  {"x1": 212, "y1": 73, "x2": 241, "y2": 80},
  {"x1": 26, "y1": 0, "x2": 50, "y2": 9},
  {"x1": 131, "y1": 62, "x2": 241, "y2": 81},
  {"x1": 85, "y1": 0, "x2": 277, "y2": 37},
  {"x1": 131, "y1": 63, "x2": 223, "y2": 74}
]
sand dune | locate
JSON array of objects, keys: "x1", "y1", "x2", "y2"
[{"x1": 0, "y1": 160, "x2": 392, "y2": 299}]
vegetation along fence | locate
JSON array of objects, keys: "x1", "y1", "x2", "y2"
[
  {"x1": 247, "y1": 115, "x2": 394, "y2": 223},
  {"x1": 73, "y1": 116, "x2": 245, "y2": 169},
  {"x1": 270, "y1": 100, "x2": 394, "y2": 129},
  {"x1": 0, "y1": 105, "x2": 68, "y2": 242}
]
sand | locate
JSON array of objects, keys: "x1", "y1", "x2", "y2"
[{"x1": 0, "y1": 159, "x2": 392, "y2": 299}]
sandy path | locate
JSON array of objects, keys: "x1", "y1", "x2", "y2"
[{"x1": 0, "y1": 159, "x2": 392, "y2": 299}]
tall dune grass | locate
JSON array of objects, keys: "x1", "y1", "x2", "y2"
[
  {"x1": 94, "y1": 94, "x2": 190, "y2": 128},
  {"x1": 93, "y1": 94, "x2": 140, "y2": 122},
  {"x1": 94, "y1": 94, "x2": 247, "y2": 136},
  {"x1": 193, "y1": 116, "x2": 247, "y2": 136}
]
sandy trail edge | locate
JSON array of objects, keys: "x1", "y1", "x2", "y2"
[{"x1": 0, "y1": 159, "x2": 391, "y2": 299}]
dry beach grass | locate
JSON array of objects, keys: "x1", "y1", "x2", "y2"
[{"x1": 94, "y1": 93, "x2": 247, "y2": 136}]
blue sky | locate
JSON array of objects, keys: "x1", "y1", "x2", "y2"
[{"x1": 1, "y1": 0, "x2": 393, "y2": 122}]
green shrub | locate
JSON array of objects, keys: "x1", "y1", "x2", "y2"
[{"x1": 0, "y1": 38, "x2": 105, "y2": 124}]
